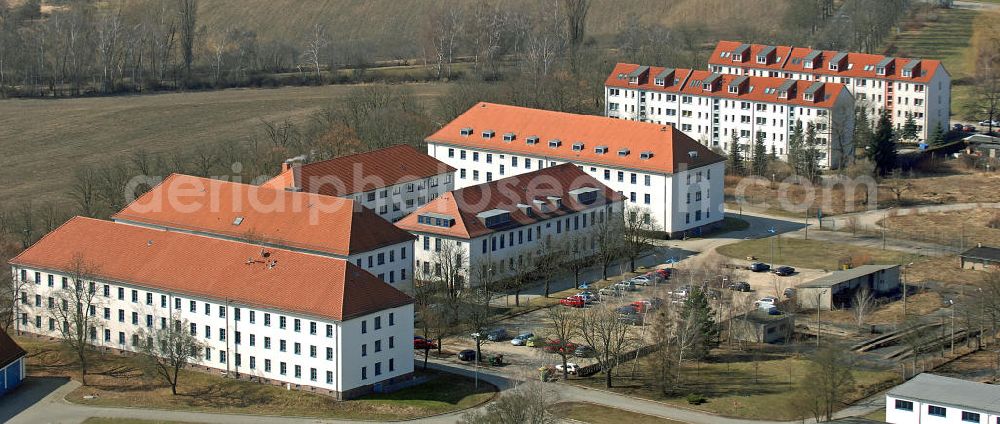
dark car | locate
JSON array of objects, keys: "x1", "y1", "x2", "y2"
[
  {"x1": 486, "y1": 328, "x2": 508, "y2": 341},
  {"x1": 457, "y1": 349, "x2": 477, "y2": 361},
  {"x1": 748, "y1": 262, "x2": 771, "y2": 272},
  {"x1": 727, "y1": 281, "x2": 751, "y2": 292},
  {"x1": 783, "y1": 287, "x2": 797, "y2": 298},
  {"x1": 773, "y1": 266, "x2": 796, "y2": 276},
  {"x1": 574, "y1": 345, "x2": 595, "y2": 358}
]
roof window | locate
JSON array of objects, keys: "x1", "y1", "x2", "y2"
[
  {"x1": 618, "y1": 148, "x2": 630, "y2": 157},
  {"x1": 503, "y1": 132, "x2": 516, "y2": 142},
  {"x1": 482, "y1": 130, "x2": 495, "y2": 139},
  {"x1": 548, "y1": 139, "x2": 562, "y2": 148},
  {"x1": 640, "y1": 151, "x2": 653, "y2": 160},
  {"x1": 526, "y1": 136, "x2": 539, "y2": 145},
  {"x1": 572, "y1": 142, "x2": 584, "y2": 151},
  {"x1": 460, "y1": 127, "x2": 473, "y2": 136},
  {"x1": 595, "y1": 146, "x2": 608, "y2": 154}
]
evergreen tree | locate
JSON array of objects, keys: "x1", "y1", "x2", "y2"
[
  {"x1": 787, "y1": 120, "x2": 805, "y2": 175},
  {"x1": 727, "y1": 132, "x2": 744, "y2": 175},
  {"x1": 683, "y1": 287, "x2": 720, "y2": 360},
  {"x1": 752, "y1": 131, "x2": 768, "y2": 176},
  {"x1": 803, "y1": 122, "x2": 821, "y2": 181},
  {"x1": 931, "y1": 124, "x2": 947, "y2": 146},
  {"x1": 854, "y1": 106, "x2": 873, "y2": 156},
  {"x1": 901, "y1": 112, "x2": 918, "y2": 142},
  {"x1": 868, "y1": 111, "x2": 897, "y2": 176}
]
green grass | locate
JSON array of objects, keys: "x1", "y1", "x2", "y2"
[
  {"x1": 0, "y1": 83, "x2": 447, "y2": 207},
  {"x1": 862, "y1": 409, "x2": 887, "y2": 422},
  {"x1": 550, "y1": 402, "x2": 689, "y2": 424},
  {"x1": 891, "y1": 8, "x2": 978, "y2": 78},
  {"x1": 82, "y1": 419, "x2": 202, "y2": 424},
  {"x1": 715, "y1": 238, "x2": 909, "y2": 270},
  {"x1": 570, "y1": 354, "x2": 898, "y2": 421}
]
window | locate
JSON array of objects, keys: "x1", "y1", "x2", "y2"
[
  {"x1": 928, "y1": 405, "x2": 947, "y2": 417},
  {"x1": 894, "y1": 399, "x2": 913, "y2": 411},
  {"x1": 326, "y1": 324, "x2": 334, "y2": 338},
  {"x1": 389, "y1": 336, "x2": 395, "y2": 348},
  {"x1": 280, "y1": 362, "x2": 287, "y2": 376},
  {"x1": 294, "y1": 342, "x2": 301, "y2": 355},
  {"x1": 264, "y1": 337, "x2": 271, "y2": 349},
  {"x1": 309, "y1": 322, "x2": 317, "y2": 335},
  {"x1": 362, "y1": 344, "x2": 368, "y2": 356},
  {"x1": 264, "y1": 313, "x2": 271, "y2": 326},
  {"x1": 250, "y1": 310, "x2": 255, "y2": 323},
  {"x1": 204, "y1": 302, "x2": 210, "y2": 315},
  {"x1": 361, "y1": 367, "x2": 367, "y2": 380},
  {"x1": 375, "y1": 340, "x2": 382, "y2": 352},
  {"x1": 361, "y1": 320, "x2": 367, "y2": 334},
  {"x1": 375, "y1": 362, "x2": 382, "y2": 376},
  {"x1": 375, "y1": 316, "x2": 382, "y2": 330},
  {"x1": 280, "y1": 339, "x2": 287, "y2": 352},
  {"x1": 294, "y1": 318, "x2": 301, "y2": 332},
  {"x1": 265, "y1": 359, "x2": 271, "y2": 372},
  {"x1": 326, "y1": 347, "x2": 334, "y2": 361},
  {"x1": 250, "y1": 356, "x2": 256, "y2": 369},
  {"x1": 326, "y1": 371, "x2": 334, "y2": 384},
  {"x1": 279, "y1": 316, "x2": 286, "y2": 329},
  {"x1": 119, "y1": 287, "x2": 125, "y2": 300},
  {"x1": 962, "y1": 411, "x2": 980, "y2": 423}
]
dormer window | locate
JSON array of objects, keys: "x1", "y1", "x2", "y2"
[
  {"x1": 417, "y1": 214, "x2": 455, "y2": 228},
  {"x1": 804, "y1": 93, "x2": 814, "y2": 101},
  {"x1": 732, "y1": 54, "x2": 741, "y2": 62},
  {"x1": 595, "y1": 146, "x2": 608, "y2": 154},
  {"x1": 902, "y1": 70, "x2": 912, "y2": 77},
  {"x1": 829, "y1": 63, "x2": 838, "y2": 71},
  {"x1": 460, "y1": 127, "x2": 473, "y2": 136},
  {"x1": 482, "y1": 130, "x2": 495, "y2": 139},
  {"x1": 756, "y1": 55, "x2": 766, "y2": 64},
  {"x1": 728, "y1": 85, "x2": 738, "y2": 94},
  {"x1": 640, "y1": 151, "x2": 653, "y2": 160},
  {"x1": 804, "y1": 60, "x2": 813, "y2": 68},
  {"x1": 548, "y1": 139, "x2": 562, "y2": 148},
  {"x1": 629, "y1": 76, "x2": 638, "y2": 84},
  {"x1": 618, "y1": 148, "x2": 630, "y2": 157},
  {"x1": 503, "y1": 132, "x2": 516, "y2": 142},
  {"x1": 654, "y1": 78, "x2": 664, "y2": 86},
  {"x1": 526, "y1": 136, "x2": 539, "y2": 145},
  {"x1": 572, "y1": 142, "x2": 584, "y2": 151},
  {"x1": 876, "y1": 66, "x2": 886, "y2": 76},
  {"x1": 702, "y1": 82, "x2": 712, "y2": 90}
]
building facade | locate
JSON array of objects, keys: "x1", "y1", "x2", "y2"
[
  {"x1": 886, "y1": 373, "x2": 1000, "y2": 424},
  {"x1": 263, "y1": 145, "x2": 456, "y2": 223},
  {"x1": 0, "y1": 329, "x2": 26, "y2": 396},
  {"x1": 605, "y1": 63, "x2": 855, "y2": 168},
  {"x1": 708, "y1": 41, "x2": 950, "y2": 142},
  {"x1": 395, "y1": 164, "x2": 624, "y2": 288},
  {"x1": 10, "y1": 217, "x2": 414, "y2": 399},
  {"x1": 797, "y1": 264, "x2": 901, "y2": 310},
  {"x1": 113, "y1": 174, "x2": 416, "y2": 293},
  {"x1": 425, "y1": 102, "x2": 726, "y2": 238}
]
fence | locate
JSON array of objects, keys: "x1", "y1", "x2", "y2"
[{"x1": 577, "y1": 342, "x2": 663, "y2": 377}]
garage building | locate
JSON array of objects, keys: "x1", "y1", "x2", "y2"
[{"x1": 797, "y1": 264, "x2": 900, "y2": 310}]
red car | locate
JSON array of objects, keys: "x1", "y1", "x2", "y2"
[
  {"x1": 543, "y1": 339, "x2": 577, "y2": 354},
  {"x1": 654, "y1": 268, "x2": 671, "y2": 279},
  {"x1": 413, "y1": 336, "x2": 437, "y2": 350},
  {"x1": 559, "y1": 296, "x2": 585, "y2": 308}
]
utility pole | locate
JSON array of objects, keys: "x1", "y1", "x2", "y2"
[
  {"x1": 951, "y1": 300, "x2": 956, "y2": 356},
  {"x1": 817, "y1": 289, "x2": 827, "y2": 347}
]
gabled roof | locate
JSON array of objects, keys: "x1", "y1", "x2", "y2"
[
  {"x1": 0, "y1": 329, "x2": 26, "y2": 370},
  {"x1": 888, "y1": 373, "x2": 1000, "y2": 415},
  {"x1": 960, "y1": 245, "x2": 1000, "y2": 261},
  {"x1": 10, "y1": 217, "x2": 412, "y2": 321},
  {"x1": 606, "y1": 64, "x2": 847, "y2": 109},
  {"x1": 426, "y1": 102, "x2": 724, "y2": 175},
  {"x1": 396, "y1": 164, "x2": 623, "y2": 239},
  {"x1": 262, "y1": 145, "x2": 456, "y2": 197},
  {"x1": 113, "y1": 174, "x2": 414, "y2": 257},
  {"x1": 708, "y1": 40, "x2": 945, "y2": 83}
]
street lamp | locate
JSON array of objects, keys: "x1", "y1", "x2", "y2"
[
  {"x1": 470, "y1": 332, "x2": 481, "y2": 389},
  {"x1": 901, "y1": 262, "x2": 914, "y2": 323},
  {"x1": 949, "y1": 300, "x2": 956, "y2": 355}
]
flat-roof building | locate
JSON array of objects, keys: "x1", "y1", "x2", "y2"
[
  {"x1": 797, "y1": 264, "x2": 900, "y2": 310},
  {"x1": 886, "y1": 373, "x2": 1000, "y2": 424}
]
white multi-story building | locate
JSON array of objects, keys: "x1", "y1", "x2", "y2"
[
  {"x1": 263, "y1": 145, "x2": 456, "y2": 223},
  {"x1": 425, "y1": 102, "x2": 726, "y2": 238},
  {"x1": 886, "y1": 373, "x2": 1000, "y2": 424},
  {"x1": 605, "y1": 63, "x2": 855, "y2": 168},
  {"x1": 395, "y1": 164, "x2": 623, "y2": 288},
  {"x1": 708, "y1": 41, "x2": 951, "y2": 142},
  {"x1": 10, "y1": 217, "x2": 414, "y2": 400},
  {"x1": 113, "y1": 174, "x2": 416, "y2": 293}
]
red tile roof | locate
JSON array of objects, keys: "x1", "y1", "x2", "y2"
[
  {"x1": 0, "y1": 328, "x2": 26, "y2": 370},
  {"x1": 606, "y1": 63, "x2": 848, "y2": 108},
  {"x1": 263, "y1": 145, "x2": 456, "y2": 197},
  {"x1": 396, "y1": 163, "x2": 623, "y2": 239},
  {"x1": 10, "y1": 217, "x2": 412, "y2": 321},
  {"x1": 113, "y1": 174, "x2": 414, "y2": 256},
  {"x1": 707, "y1": 40, "x2": 945, "y2": 83},
  {"x1": 426, "y1": 102, "x2": 724, "y2": 175}
]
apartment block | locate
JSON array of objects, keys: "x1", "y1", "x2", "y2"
[
  {"x1": 113, "y1": 174, "x2": 416, "y2": 293},
  {"x1": 425, "y1": 102, "x2": 726, "y2": 237},
  {"x1": 263, "y1": 145, "x2": 456, "y2": 223},
  {"x1": 605, "y1": 63, "x2": 855, "y2": 168},
  {"x1": 10, "y1": 217, "x2": 414, "y2": 399},
  {"x1": 395, "y1": 164, "x2": 623, "y2": 288},
  {"x1": 708, "y1": 41, "x2": 950, "y2": 142}
]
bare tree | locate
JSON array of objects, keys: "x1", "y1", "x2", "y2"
[
  {"x1": 578, "y1": 304, "x2": 633, "y2": 388},
  {"x1": 301, "y1": 23, "x2": 329, "y2": 82},
  {"x1": 562, "y1": 0, "x2": 589, "y2": 73},
  {"x1": 593, "y1": 207, "x2": 622, "y2": 280},
  {"x1": 523, "y1": 1, "x2": 564, "y2": 77},
  {"x1": 458, "y1": 381, "x2": 557, "y2": 424},
  {"x1": 621, "y1": 205, "x2": 660, "y2": 272},
  {"x1": 417, "y1": 237, "x2": 466, "y2": 299},
  {"x1": 882, "y1": 169, "x2": 912, "y2": 206},
  {"x1": 0, "y1": 257, "x2": 29, "y2": 333},
  {"x1": 137, "y1": 316, "x2": 205, "y2": 395},
  {"x1": 70, "y1": 167, "x2": 102, "y2": 218},
  {"x1": 544, "y1": 306, "x2": 579, "y2": 380},
  {"x1": 421, "y1": 2, "x2": 463, "y2": 80},
  {"x1": 853, "y1": 287, "x2": 875, "y2": 330},
  {"x1": 50, "y1": 254, "x2": 104, "y2": 385},
  {"x1": 798, "y1": 344, "x2": 856, "y2": 422},
  {"x1": 178, "y1": 0, "x2": 197, "y2": 85}
]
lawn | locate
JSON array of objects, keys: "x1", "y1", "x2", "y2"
[
  {"x1": 569, "y1": 352, "x2": 898, "y2": 421},
  {"x1": 550, "y1": 402, "x2": 688, "y2": 424},
  {"x1": 861, "y1": 409, "x2": 886, "y2": 422},
  {"x1": 18, "y1": 335, "x2": 495, "y2": 421},
  {"x1": 715, "y1": 238, "x2": 908, "y2": 271},
  {"x1": 0, "y1": 83, "x2": 447, "y2": 207}
]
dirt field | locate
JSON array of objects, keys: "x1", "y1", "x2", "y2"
[
  {"x1": 0, "y1": 83, "x2": 447, "y2": 206},
  {"x1": 880, "y1": 207, "x2": 1000, "y2": 249}
]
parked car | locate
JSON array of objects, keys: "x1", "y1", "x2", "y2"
[
  {"x1": 616, "y1": 304, "x2": 638, "y2": 315},
  {"x1": 979, "y1": 119, "x2": 999, "y2": 127},
  {"x1": 457, "y1": 349, "x2": 476, "y2": 361},
  {"x1": 614, "y1": 280, "x2": 637, "y2": 291},
  {"x1": 413, "y1": 336, "x2": 437, "y2": 350},
  {"x1": 727, "y1": 281, "x2": 751, "y2": 292},
  {"x1": 576, "y1": 291, "x2": 596, "y2": 303},
  {"x1": 773, "y1": 266, "x2": 796, "y2": 276},
  {"x1": 783, "y1": 287, "x2": 797, "y2": 298},
  {"x1": 953, "y1": 123, "x2": 964, "y2": 131},
  {"x1": 486, "y1": 328, "x2": 508, "y2": 341},
  {"x1": 619, "y1": 312, "x2": 644, "y2": 325},
  {"x1": 964, "y1": 124, "x2": 977, "y2": 132},
  {"x1": 654, "y1": 268, "x2": 671, "y2": 279},
  {"x1": 560, "y1": 296, "x2": 586, "y2": 308},
  {"x1": 598, "y1": 287, "x2": 624, "y2": 300},
  {"x1": 748, "y1": 262, "x2": 771, "y2": 272},
  {"x1": 707, "y1": 289, "x2": 722, "y2": 300},
  {"x1": 631, "y1": 298, "x2": 664, "y2": 313},
  {"x1": 755, "y1": 296, "x2": 779, "y2": 309},
  {"x1": 543, "y1": 339, "x2": 577, "y2": 354},
  {"x1": 574, "y1": 345, "x2": 595, "y2": 358},
  {"x1": 670, "y1": 285, "x2": 693, "y2": 299},
  {"x1": 511, "y1": 332, "x2": 534, "y2": 346},
  {"x1": 525, "y1": 336, "x2": 545, "y2": 347},
  {"x1": 630, "y1": 275, "x2": 652, "y2": 286},
  {"x1": 556, "y1": 362, "x2": 580, "y2": 375}
]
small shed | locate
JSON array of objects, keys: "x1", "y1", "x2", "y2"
[
  {"x1": 730, "y1": 310, "x2": 794, "y2": 344},
  {"x1": 0, "y1": 329, "x2": 27, "y2": 396},
  {"x1": 959, "y1": 245, "x2": 1000, "y2": 270},
  {"x1": 797, "y1": 264, "x2": 900, "y2": 310}
]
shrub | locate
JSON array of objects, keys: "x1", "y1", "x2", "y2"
[{"x1": 686, "y1": 393, "x2": 707, "y2": 405}]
